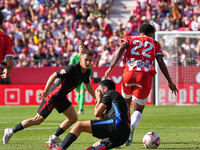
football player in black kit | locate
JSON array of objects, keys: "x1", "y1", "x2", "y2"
[
  {"x1": 50, "y1": 79, "x2": 130, "y2": 150},
  {"x1": 3, "y1": 49, "x2": 96, "y2": 146}
]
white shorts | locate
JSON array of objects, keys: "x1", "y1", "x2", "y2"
[
  {"x1": 121, "y1": 88, "x2": 148, "y2": 106},
  {"x1": 132, "y1": 95, "x2": 147, "y2": 106}
]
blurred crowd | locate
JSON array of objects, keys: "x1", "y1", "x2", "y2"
[
  {"x1": 128, "y1": 0, "x2": 200, "y2": 32},
  {"x1": 126, "y1": 0, "x2": 200, "y2": 66},
  {"x1": 0, "y1": 0, "x2": 200, "y2": 67},
  {"x1": 1, "y1": 0, "x2": 118, "y2": 67}
]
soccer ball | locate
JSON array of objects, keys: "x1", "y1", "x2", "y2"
[{"x1": 143, "y1": 132, "x2": 160, "y2": 149}]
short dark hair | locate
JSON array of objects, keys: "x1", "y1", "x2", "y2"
[
  {"x1": 139, "y1": 23, "x2": 155, "y2": 35},
  {"x1": 0, "y1": 11, "x2": 4, "y2": 25},
  {"x1": 98, "y1": 79, "x2": 116, "y2": 90},
  {"x1": 81, "y1": 49, "x2": 94, "y2": 57}
]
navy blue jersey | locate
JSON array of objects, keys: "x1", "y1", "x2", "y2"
[
  {"x1": 49, "y1": 63, "x2": 90, "y2": 96},
  {"x1": 101, "y1": 90, "x2": 130, "y2": 125}
]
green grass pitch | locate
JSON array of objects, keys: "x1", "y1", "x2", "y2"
[{"x1": 0, "y1": 105, "x2": 200, "y2": 150}]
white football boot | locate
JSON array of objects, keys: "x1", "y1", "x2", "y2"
[
  {"x1": 125, "y1": 127, "x2": 135, "y2": 146},
  {"x1": 3, "y1": 128, "x2": 13, "y2": 144},
  {"x1": 47, "y1": 135, "x2": 63, "y2": 144}
]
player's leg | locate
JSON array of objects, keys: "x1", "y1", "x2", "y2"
[
  {"x1": 60, "y1": 105, "x2": 78, "y2": 131},
  {"x1": 126, "y1": 72, "x2": 152, "y2": 146},
  {"x1": 78, "y1": 89, "x2": 85, "y2": 114},
  {"x1": 3, "y1": 100, "x2": 52, "y2": 144},
  {"x1": 47, "y1": 103, "x2": 78, "y2": 145},
  {"x1": 86, "y1": 120, "x2": 119, "y2": 150},
  {"x1": 125, "y1": 101, "x2": 144, "y2": 146},
  {"x1": 62, "y1": 120, "x2": 92, "y2": 149},
  {"x1": 87, "y1": 138, "x2": 115, "y2": 150},
  {"x1": 51, "y1": 120, "x2": 92, "y2": 150},
  {"x1": 121, "y1": 84, "x2": 132, "y2": 116},
  {"x1": 78, "y1": 83, "x2": 86, "y2": 114},
  {"x1": 75, "y1": 84, "x2": 82, "y2": 114}
]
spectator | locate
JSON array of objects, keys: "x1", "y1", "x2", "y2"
[
  {"x1": 190, "y1": 14, "x2": 199, "y2": 31},
  {"x1": 2, "y1": 2, "x2": 14, "y2": 21},
  {"x1": 162, "y1": 13, "x2": 172, "y2": 31},
  {"x1": 13, "y1": 39, "x2": 23, "y2": 54},
  {"x1": 103, "y1": 23, "x2": 113, "y2": 38},
  {"x1": 98, "y1": 30, "x2": 108, "y2": 46}
]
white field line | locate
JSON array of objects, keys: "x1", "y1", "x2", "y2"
[
  {"x1": 0, "y1": 126, "x2": 74, "y2": 131},
  {"x1": 0, "y1": 122, "x2": 59, "y2": 125},
  {"x1": 0, "y1": 127, "x2": 58, "y2": 130}
]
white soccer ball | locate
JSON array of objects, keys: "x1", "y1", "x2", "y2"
[{"x1": 143, "y1": 132, "x2": 160, "y2": 149}]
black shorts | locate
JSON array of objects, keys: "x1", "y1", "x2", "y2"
[
  {"x1": 91, "y1": 119, "x2": 130, "y2": 149},
  {"x1": 37, "y1": 100, "x2": 54, "y2": 118},
  {"x1": 37, "y1": 95, "x2": 72, "y2": 118}
]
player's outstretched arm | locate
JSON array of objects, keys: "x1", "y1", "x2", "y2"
[
  {"x1": 104, "y1": 42, "x2": 128, "y2": 79},
  {"x1": 156, "y1": 55, "x2": 178, "y2": 95},
  {"x1": 84, "y1": 83, "x2": 96, "y2": 99},
  {"x1": 38, "y1": 72, "x2": 58, "y2": 100},
  {"x1": 1, "y1": 56, "x2": 14, "y2": 78}
]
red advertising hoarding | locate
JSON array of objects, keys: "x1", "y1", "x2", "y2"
[
  {"x1": 0, "y1": 83, "x2": 153, "y2": 105},
  {"x1": 0, "y1": 66, "x2": 200, "y2": 105}
]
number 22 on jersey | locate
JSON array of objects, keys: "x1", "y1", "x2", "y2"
[{"x1": 131, "y1": 40, "x2": 153, "y2": 58}]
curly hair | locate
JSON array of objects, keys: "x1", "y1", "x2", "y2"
[{"x1": 139, "y1": 23, "x2": 155, "y2": 35}]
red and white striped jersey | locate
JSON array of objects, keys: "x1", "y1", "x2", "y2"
[{"x1": 122, "y1": 34, "x2": 163, "y2": 73}]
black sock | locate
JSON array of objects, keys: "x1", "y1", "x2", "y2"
[
  {"x1": 12, "y1": 123, "x2": 24, "y2": 133},
  {"x1": 54, "y1": 127, "x2": 65, "y2": 136},
  {"x1": 61, "y1": 133, "x2": 77, "y2": 149}
]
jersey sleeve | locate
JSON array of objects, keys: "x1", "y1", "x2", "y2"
[
  {"x1": 4, "y1": 36, "x2": 15, "y2": 57},
  {"x1": 155, "y1": 41, "x2": 164, "y2": 57},
  {"x1": 56, "y1": 66, "x2": 72, "y2": 79}
]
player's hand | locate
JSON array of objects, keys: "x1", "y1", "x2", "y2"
[
  {"x1": 95, "y1": 89, "x2": 102, "y2": 104},
  {"x1": 1, "y1": 68, "x2": 9, "y2": 79},
  {"x1": 168, "y1": 82, "x2": 178, "y2": 95},
  {"x1": 38, "y1": 90, "x2": 48, "y2": 100},
  {"x1": 104, "y1": 68, "x2": 111, "y2": 79}
]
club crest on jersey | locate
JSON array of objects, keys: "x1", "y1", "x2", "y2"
[{"x1": 60, "y1": 69, "x2": 66, "y2": 74}]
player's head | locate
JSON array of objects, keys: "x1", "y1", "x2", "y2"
[
  {"x1": 80, "y1": 49, "x2": 94, "y2": 70},
  {"x1": 95, "y1": 79, "x2": 116, "y2": 98},
  {"x1": 139, "y1": 23, "x2": 155, "y2": 37},
  {"x1": 98, "y1": 79, "x2": 116, "y2": 91},
  {"x1": 0, "y1": 11, "x2": 4, "y2": 26}
]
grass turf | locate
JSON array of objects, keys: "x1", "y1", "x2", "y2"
[{"x1": 0, "y1": 105, "x2": 200, "y2": 150}]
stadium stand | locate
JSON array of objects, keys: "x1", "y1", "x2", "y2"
[{"x1": 0, "y1": 0, "x2": 199, "y2": 67}]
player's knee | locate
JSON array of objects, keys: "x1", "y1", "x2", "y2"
[
  {"x1": 74, "y1": 121, "x2": 81, "y2": 128},
  {"x1": 33, "y1": 118, "x2": 44, "y2": 125},
  {"x1": 74, "y1": 121, "x2": 84, "y2": 131},
  {"x1": 68, "y1": 115, "x2": 78, "y2": 124}
]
